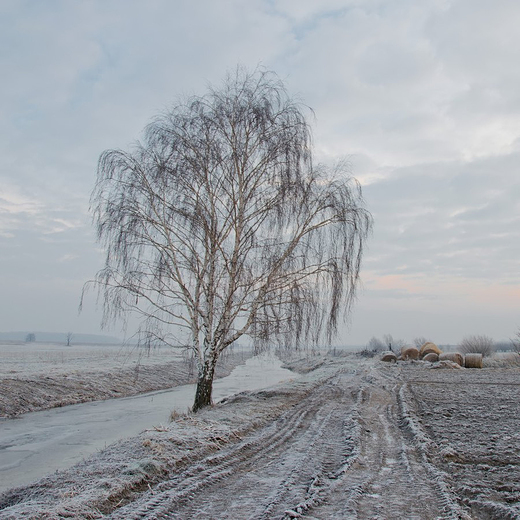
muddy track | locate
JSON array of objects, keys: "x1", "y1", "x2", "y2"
[
  {"x1": 5, "y1": 357, "x2": 516, "y2": 519},
  {"x1": 110, "y1": 368, "x2": 358, "y2": 519},
  {"x1": 308, "y1": 368, "x2": 468, "y2": 520},
  {"x1": 108, "y1": 363, "x2": 471, "y2": 519}
]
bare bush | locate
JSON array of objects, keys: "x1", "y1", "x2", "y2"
[
  {"x1": 366, "y1": 337, "x2": 385, "y2": 352},
  {"x1": 383, "y1": 334, "x2": 405, "y2": 351},
  {"x1": 458, "y1": 334, "x2": 495, "y2": 357},
  {"x1": 413, "y1": 337, "x2": 430, "y2": 349},
  {"x1": 361, "y1": 335, "x2": 405, "y2": 357},
  {"x1": 512, "y1": 329, "x2": 520, "y2": 353}
]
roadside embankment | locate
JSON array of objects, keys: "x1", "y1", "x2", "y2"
[
  {"x1": 0, "y1": 351, "x2": 252, "y2": 418},
  {"x1": 0, "y1": 354, "x2": 337, "y2": 519}
]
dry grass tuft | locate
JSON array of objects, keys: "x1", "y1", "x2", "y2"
[
  {"x1": 169, "y1": 408, "x2": 192, "y2": 422},
  {"x1": 484, "y1": 352, "x2": 520, "y2": 368}
]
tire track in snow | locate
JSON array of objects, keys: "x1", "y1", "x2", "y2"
[
  {"x1": 110, "y1": 362, "x2": 474, "y2": 519},
  {"x1": 109, "y1": 368, "x2": 359, "y2": 519},
  {"x1": 308, "y1": 365, "x2": 469, "y2": 520}
]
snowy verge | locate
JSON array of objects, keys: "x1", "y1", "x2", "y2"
[
  {"x1": 0, "y1": 351, "x2": 253, "y2": 418},
  {"x1": 0, "y1": 356, "x2": 335, "y2": 519}
]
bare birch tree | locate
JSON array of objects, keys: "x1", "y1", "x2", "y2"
[{"x1": 86, "y1": 68, "x2": 372, "y2": 411}]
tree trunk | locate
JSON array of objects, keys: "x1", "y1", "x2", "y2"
[{"x1": 192, "y1": 357, "x2": 217, "y2": 412}]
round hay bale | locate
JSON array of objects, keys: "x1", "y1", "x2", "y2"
[
  {"x1": 439, "y1": 352, "x2": 464, "y2": 366},
  {"x1": 401, "y1": 346, "x2": 419, "y2": 361},
  {"x1": 419, "y1": 341, "x2": 435, "y2": 354},
  {"x1": 421, "y1": 346, "x2": 443, "y2": 358},
  {"x1": 464, "y1": 353, "x2": 483, "y2": 369},
  {"x1": 420, "y1": 342, "x2": 442, "y2": 358},
  {"x1": 422, "y1": 352, "x2": 439, "y2": 363},
  {"x1": 381, "y1": 351, "x2": 397, "y2": 363}
]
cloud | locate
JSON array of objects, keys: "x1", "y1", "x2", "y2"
[
  {"x1": 59, "y1": 254, "x2": 80, "y2": 263},
  {"x1": 1, "y1": 0, "x2": 519, "y2": 342},
  {"x1": 0, "y1": 184, "x2": 42, "y2": 215},
  {"x1": 273, "y1": 0, "x2": 520, "y2": 173},
  {"x1": 363, "y1": 151, "x2": 520, "y2": 284}
]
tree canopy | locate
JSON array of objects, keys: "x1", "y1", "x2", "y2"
[{"x1": 86, "y1": 68, "x2": 372, "y2": 410}]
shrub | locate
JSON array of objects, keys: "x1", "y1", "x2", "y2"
[
  {"x1": 366, "y1": 337, "x2": 385, "y2": 352},
  {"x1": 512, "y1": 328, "x2": 520, "y2": 353},
  {"x1": 458, "y1": 334, "x2": 495, "y2": 357},
  {"x1": 383, "y1": 334, "x2": 405, "y2": 351},
  {"x1": 485, "y1": 352, "x2": 520, "y2": 368},
  {"x1": 358, "y1": 348, "x2": 378, "y2": 358},
  {"x1": 413, "y1": 337, "x2": 430, "y2": 349}
]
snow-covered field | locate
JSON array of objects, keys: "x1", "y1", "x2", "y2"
[
  {"x1": 0, "y1": 342, "x2": 251, "y2": 417},
  {"x1": 0, "y1": 342, "x2": 182, "y2": 378},
  {"x1": 0, "y1": 353, "x2": 297, "y2": 493},
  {"x1": 1, "y1": 353, "x2": 519, "y2": 518}
]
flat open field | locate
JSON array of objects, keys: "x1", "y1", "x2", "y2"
[
  {"x1": 1, "y1": 354, "x2": 519, "y2": 519},
  {"x1": 0, "y1": 342, "x2": 250, "y2": 417},
  {"x1": 0, "y1": 342, "x2": 179, "y2": 379},
  {"x1": 403, "y1": 364, "x2": 520, "y2": 519}
]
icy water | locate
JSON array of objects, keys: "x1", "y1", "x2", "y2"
[{"x1": 0, "y1": 353, "x2": 297, "y2": 493}]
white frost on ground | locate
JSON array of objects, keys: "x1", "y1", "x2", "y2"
[
  {"x1": 0, "y1": 342, "x2": 180, "y2": 378},
  {"x1": 1, "y1": 351, "x2": 520, "y2": 519},
  {"x1": 0, "y1": 343, "x2": 252, "y2": 417},
  {"x1": 0, "y1": 355, "x2": 335, "y2": 519},
  {"x1": 0, "y1": 353, "x2": 298, "y2": 492}
]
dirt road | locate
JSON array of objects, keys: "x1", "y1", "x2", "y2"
[
  {"x1": 108, "y1": 361, "x2": 467, "y2": 519},
  {"x1": 2, "y1": 355, "x2": 519, "y2": 519}
]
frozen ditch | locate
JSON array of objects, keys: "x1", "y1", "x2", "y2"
[{"x1": 0, "y1": 353, "x2": 297, "y2": 493}]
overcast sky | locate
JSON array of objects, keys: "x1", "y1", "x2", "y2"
[{"x1": 1, "y1": 0, "x2": 519, "y2": 346}]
